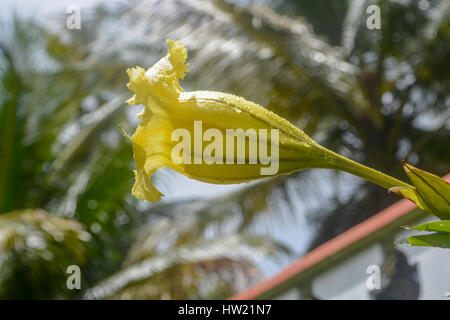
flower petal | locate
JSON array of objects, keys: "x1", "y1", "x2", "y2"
[{"x1": 125, "y1": 39, "x2": 414, "y2": 203}]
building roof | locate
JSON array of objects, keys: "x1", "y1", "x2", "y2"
[{"x1": 230, "y1": 174, "x2": 450, "y2": 300}]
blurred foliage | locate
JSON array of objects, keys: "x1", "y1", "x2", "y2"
[
  {"x1": 0, "y1": 209, "x2": 89, "y2": 299},
  {"x1": 0, "y1": 0, "x2": 449, "y2": 299}
]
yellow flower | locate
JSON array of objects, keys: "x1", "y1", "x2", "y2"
[{"x1": 125, "y1": 39, "x2": 412, "y2": 203}]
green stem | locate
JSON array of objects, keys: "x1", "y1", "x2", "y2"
[{"x1": 319, "y1": 146, "x2": 413, "y2": 191}]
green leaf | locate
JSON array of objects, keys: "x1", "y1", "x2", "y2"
[
  {"x1": 405, "y1": 233, "x2": 450, "y2": 249},
  {"x1": 405, "y1": 220, "x2": 450, "y2": 233},
  {"x1": 402, "y1": 162, "x2": 450, "y2": 220}
]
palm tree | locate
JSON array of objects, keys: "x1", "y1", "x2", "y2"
[{"x1": 0, "y1": 0, "x2": 448, "y2": 299}]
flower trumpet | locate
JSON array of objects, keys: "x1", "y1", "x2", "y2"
[{"x1": 125, "y1": 39, "x2": 413, "y2": 203}]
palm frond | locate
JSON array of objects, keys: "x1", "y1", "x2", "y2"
[
  {"x1": 84, "y1": 233, "x2": 288, "y2": 300},
  {"x1": 131, "y1": 170, "x2": 334, "y2": 262},
  {"x1": 0, "y1": 209, "x2": 89, "y2": 299},
  {"x1": 341, "y1": 0, "x2": 368, "y2": 56}
]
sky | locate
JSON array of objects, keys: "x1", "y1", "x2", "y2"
[
  {"x1": 0, "y1": 0, "x2": 336, "y2": 279},
  {"x1": 1, "y1": 0, "x2": 108, "y2": 21}
]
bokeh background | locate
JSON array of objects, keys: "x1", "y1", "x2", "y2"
[{"x1": 0, "y1": 0, "x2": 449, "y2": 299}]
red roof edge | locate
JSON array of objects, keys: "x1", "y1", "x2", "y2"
[{"x1": 230, "y1": 173, "x2": 450, "y2": 300}]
